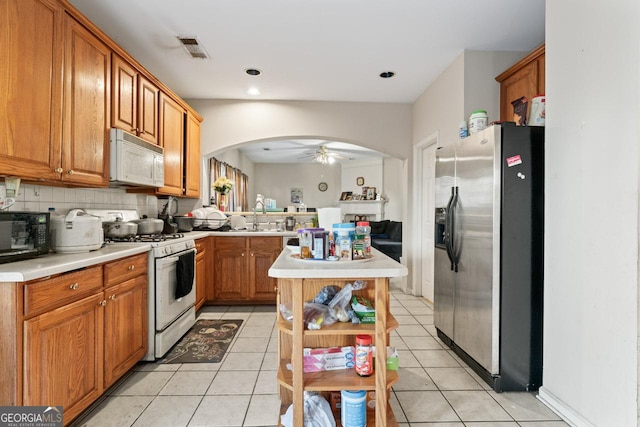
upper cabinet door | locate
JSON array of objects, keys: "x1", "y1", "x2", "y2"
[
  {"x1": 62, "y1": 14, "x2": 111, "y2": 186},
  {"x1": 111, "y1": 55, "x2": 137, "y2": 134},
  {"x1": 112, "y1": 54, "x2": 159, "y2": 145},
  {"x1": 158, "y1": 92, "x2": 185, "y2": 196},
  {"x1": 184, "y1": 111, "x2": 201, "y2": 198},
  {"x1": 137, "y1": 75, "x2": 159, "y2": 145},
  {"x1": 0, "y1": 0, "x2": 63, "y2": 180}
]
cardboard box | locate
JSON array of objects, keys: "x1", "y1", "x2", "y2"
[{"x1": 303, "y1": 346, "x2": 355, "y2": 373}]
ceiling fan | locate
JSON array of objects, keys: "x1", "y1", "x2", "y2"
[{"x1": 300, "y1": 145, "x2": 346, "y2": 165}]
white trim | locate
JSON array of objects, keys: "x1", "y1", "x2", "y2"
[
  {"x1": 411, "y1": 131, "x2": 439, "y2": 297},
  {"x1": 538, "y1": 387, "x2": 595, "y2": 427}
]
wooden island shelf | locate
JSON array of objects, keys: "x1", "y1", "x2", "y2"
[{"x1": 269, "y1": 249, "x2": 408, "y2": 426}]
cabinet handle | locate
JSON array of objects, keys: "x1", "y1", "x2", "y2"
[
  {"x1": 99, "y1": 300, "x2": 107, "y2": 307},
  {"x1": 109, "y1": 294, "x2": 117, "y2": 300},
  {"x1": 251, "y1": 253, "x2": 254, "y2": 257},
  {"x1": 67, "y1": 169, "x2": 74, "y2": 175},
  {"x1": 242, "y1": 253, "x2": 245, "y2": 257},
  {"x1": 69, "y1": 283, "x2": 79, "y2": 290},
  {"x1": 273, "y1": 286, "x2": 278, "y2": 292},
  {"x1": 128, "y1": 264, "x2": 135, "y2": 271},
  {"x1": 54, "y1": 167, "x2": 63, "y2": 173}
]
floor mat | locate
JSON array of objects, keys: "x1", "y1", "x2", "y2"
[{"x1": 160, "y1": 319, "x2": 243, "y2": 363}]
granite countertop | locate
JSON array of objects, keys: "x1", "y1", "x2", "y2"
[
  {"x1": 0, "y1": 244, "x2": 151, "y2": 283},
  {"x1": 268, "y1": 248, "x2": 408, "y2": 279}
]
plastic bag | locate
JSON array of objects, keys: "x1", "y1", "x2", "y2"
[
  {"x1": 304, "y1": 303, "x2": 336, "y2": 330},
  {"x1": 279, "y1": 302, "x2": 337, "y2": 330},
  {"x1": 311, "y1": 285, "x2": 341, "y2": 305},
  {"x1": 327, "y1": 281, "x2": 368, "y2": 323},
  {"x1": 281, "y1": 392, "x2": 336, "y2": 427}
]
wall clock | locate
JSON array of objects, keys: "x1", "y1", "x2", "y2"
[
  {"x1": 318, "y1": 182, "x2": 328, "y2": 192},
  {"x1": 356, "y1": 177, "x2": 365, "y2": 186}
]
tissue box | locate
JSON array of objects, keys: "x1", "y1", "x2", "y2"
[{"x1": 303, "y1": 346, "x2": 355, "y2": 372}]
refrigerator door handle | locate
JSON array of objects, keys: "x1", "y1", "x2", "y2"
[
  {"x1": 444, "y1": 187, "x2": 455, "y2": 270},
  {"x1": 450, "y1": 186, "x2": 460, "y2": 272}
]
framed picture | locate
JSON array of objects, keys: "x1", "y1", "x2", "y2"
[
  {"x1": 340, "y1": 191, "x2": 352, "y2": 201},
  {"x1": 366, "y1": 187, "x2": 376, "y2": 200},
  {"x1": 356, "y1": 176, "x2": 365, "y2": 186},
  {"x1": 290, "y1": 187, "x2": 303, "y2": 203},
  {"x1": 361, "y1": 186, "x2": 369, "y2": 196}
]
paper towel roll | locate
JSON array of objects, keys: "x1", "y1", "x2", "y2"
[{"x1": 317, "y1": 208, "x2": 342, "y2": 230}]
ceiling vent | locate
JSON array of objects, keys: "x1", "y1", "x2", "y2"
[{"x1": 177, "y1": 36, "x2": 209, "y2": 59}]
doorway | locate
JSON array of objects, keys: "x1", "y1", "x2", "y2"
[{"x1": 413, "y1": 133, "x2": 438, "y2": 302}]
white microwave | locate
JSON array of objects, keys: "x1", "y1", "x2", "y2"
[{"x1": 109, "y1": 129, "x2": 164, "y2": 187}]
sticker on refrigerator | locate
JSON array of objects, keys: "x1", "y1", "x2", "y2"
[{"x1": 506, "y1": 155, "x2": 522, "y2": 167}]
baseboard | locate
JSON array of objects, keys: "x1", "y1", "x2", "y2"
[{"x1": 537, "y1": 387, "x2": 596, "y2": 427}]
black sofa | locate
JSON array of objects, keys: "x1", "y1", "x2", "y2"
[{"x1": 369, "y1": 220, "x2": 402, "y2": 262}]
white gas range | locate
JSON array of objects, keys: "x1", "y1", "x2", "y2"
[{"x1": 86, "y1": 209, "x2": 197, "y2": 360}]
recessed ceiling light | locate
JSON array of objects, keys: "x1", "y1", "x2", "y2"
[
  {"x1": 379, "y1": 71, "x2": 395, "y2": 78},
  {"x1": 245, "y1": 68, "x2": 261, "y2": 76},
  {"x1": 247, "y1": 87, "x2": 261, "y2": 96}
]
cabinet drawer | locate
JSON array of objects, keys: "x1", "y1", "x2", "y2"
[
  {"x1": 24, "y1": 266, "x2": 103, "y2": 318},
  {"x1": 104, "y1": 253, "x2": 148, "y2": 287},
  {"x1": 249, "y1": 236, "x2": 282, "y2": 250},
  {"x1": 195, "y1": 238, "x2": 207, "y2": 254},
  {"x1": 214, "y1": 236, "x2": 246, "y2": 250}
]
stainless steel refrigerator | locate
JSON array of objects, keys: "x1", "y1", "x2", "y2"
[{"x1": 434, "y1": 124, "x2": 544, "y2": 392}]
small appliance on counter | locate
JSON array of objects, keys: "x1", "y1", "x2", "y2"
[
  {"x1": 0, "y1": 211, "x2": 50, "y2": 263},
  {"x1": 50, "y1": 209, "x2": 104, "y2": 253},
  {"x1": 159, "y1": 196, "x2": 178, "y2": 234}
]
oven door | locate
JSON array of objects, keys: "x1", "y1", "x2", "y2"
[{"x1": 154, "y1": 247, "x2": 196, "y2": 331}]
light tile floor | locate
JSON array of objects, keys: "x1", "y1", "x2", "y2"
[{"x1": 73, "y1": 288, "x2": 568, "y2": 427}]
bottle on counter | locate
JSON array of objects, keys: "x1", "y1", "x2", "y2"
[
  {"x1": 355, "y1": 221, "x2": 371, "y2": 257},
  {"x1": 298, "y1": 229, "x2": 313, "y2": 259}
]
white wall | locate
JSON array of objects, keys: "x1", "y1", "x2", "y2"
[
  {"x1": 341, "y1": 159, "x2": 383, "y2": 196},
  {"x1": 253, "y1": 162, "x2": 342, "y2": 210},
  {"x1": 186, "y1": 99, "x2": 413, "y2": 161},
  {"x1": 409, "y1": 50, "x2": 526, "y2": 295},
  {"x1": 538, "y1": 1, "x2": 639, "y2": 426}
]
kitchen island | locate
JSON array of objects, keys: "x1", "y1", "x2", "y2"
[{"x1": 269, "y1": 248, "x2": 407, "y2": 426}]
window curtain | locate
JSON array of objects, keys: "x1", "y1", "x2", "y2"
[{"x1": 208, "y1": 157, "x2": 248, "y2": 212}]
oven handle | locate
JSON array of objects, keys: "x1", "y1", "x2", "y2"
[{"x1": 156, "y1": 248, "x2": 196, "y2": 267}]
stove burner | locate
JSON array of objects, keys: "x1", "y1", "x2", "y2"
[{"x1": 105, "y1": 233, "x2": 185, "y2": 244}]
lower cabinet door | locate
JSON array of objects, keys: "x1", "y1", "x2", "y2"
[
  {"x1": 248, "y1": 248, "x2": 279, "y2": 302},
  {"x1": 213, "y1": 249, "x2": 247, "y2": 300},
  {"x1": 104, "y1": 275, "x2": 148, "y2": 388},
  {"x1": 23, "y1": 293, "x2": 104, "y2": 423}
]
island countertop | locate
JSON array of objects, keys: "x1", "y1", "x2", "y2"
[{"x1": 268, "y1": 247, "x2": 408, "y2": 279}]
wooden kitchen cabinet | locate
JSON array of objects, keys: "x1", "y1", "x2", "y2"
[
  {"x1": 213, "y1": 237, "x2": 248, "y2": 301},
  {"x1": 1, "y1": 1, "x2": 111, "y2": 187},
  {"x1": 0, "y1": 0, "x2": 64, "y2": 182},
  {"x1": 495, "y1": 44, "x2": 545, "y2": 123},
  {"x1": 23, "y1": 270, "x2": 105, "y2": 424},
  {"x1": 157, "y1": 92, "x2": 186, "y2": 196},
  {"x1": 61, "y1": 13, "x2": 111, "y2": 186},
  {"x1": 111, "y1": 54, "x2": 160, "y2": 145},
  {"x1": 103, "y1": 253, "x2": 148, "y2": 388},
  {"x1": 12, "y1": 253, "x2": 148, "y2": 425},
  {"x1": 184, "y1": 111, "x2": 202, "y2": 198},
  {"x1": 248, "y1": 237, "x2": 282, "y2": 301},
  {"x1": 212, "y1": 236, "x2": 282, "y2": 304},
  {"x1": 195, "y1": 237, "x2": 213, "y2": 310}
]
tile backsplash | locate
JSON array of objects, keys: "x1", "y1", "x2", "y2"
[{"x1": 0, "y1": 183, "x2": 202, "y2": 218}]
